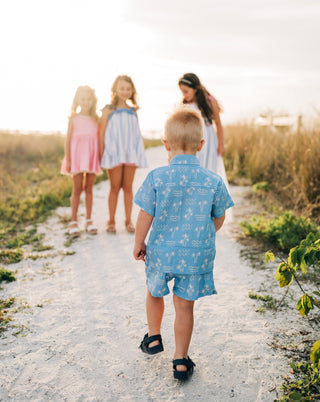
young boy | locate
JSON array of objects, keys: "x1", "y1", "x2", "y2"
[{"x1": 133, "y1": 109, "x2": 234, "y2": 381}]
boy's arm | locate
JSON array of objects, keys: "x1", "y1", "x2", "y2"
[
  {"x1": 133, "y1": 209, "x2": 154, "y2": 261},
  {"x1": 213, "y1": 213, "x2": 225, "y2": 232}
]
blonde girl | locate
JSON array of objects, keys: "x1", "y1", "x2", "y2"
[
  {"x1": 100, "y1": 75, "x2": 147, "y2": 234},
  {"x1": 61, "y1": 85, "x2": 101, "y2": 237},
  {"x1": 178, "y1": 73, "x2": 225, "y2": 173}
]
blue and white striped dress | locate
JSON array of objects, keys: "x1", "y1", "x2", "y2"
[
  {"x1": 188, "y1": 103, "x2": 218, "y2": 173},
  {"x1": 101, "y1": 108, "x2": 148, "y2": 169}
]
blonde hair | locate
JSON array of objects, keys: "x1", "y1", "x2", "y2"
[
  {"x1": 164, "y1": 108, "x2": 203, "y2": 152},
  {"x1": 71, "y1": 86, "x2": 99, "y2": 122},
  {"x1": 110, "y1": 75, "x2": 139, "y2": 109}
]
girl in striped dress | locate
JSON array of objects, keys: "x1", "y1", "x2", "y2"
[
  {"x1": 100, "y1": 75, "x2": 147, "y2": 234},
  {"x1": 178, "y1": 73, "x2": 225, "y2": 173}
]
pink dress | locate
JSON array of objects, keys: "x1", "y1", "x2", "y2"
[{"x1": 61, "y1": 115, "x2": 102, "y2": 175}]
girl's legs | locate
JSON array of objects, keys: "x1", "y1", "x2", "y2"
[
  {"x1": 83, "y1": 173, "x2": 96, "y2": 220},
  {"x1": 71, "y1": 173, "x2": 84, "y2": 222},
  {"x1": 122, "y1": 165, "x2": 137, "y2": 226},
  {"x1": 173, "y1": 294, "x2": 195, "y2": 371},
  {"x1": 146, "y1": 289, "x2": 164, "y2": 347},
  {"x1": 107, "y1": 165, "x2": 123, "y2": 225}
]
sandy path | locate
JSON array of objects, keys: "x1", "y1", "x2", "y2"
[{"x1": 0, "y1": 146, "x2": 288, "y2": 401}]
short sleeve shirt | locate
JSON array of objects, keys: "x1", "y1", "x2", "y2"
[{"x1": 134, "y1": 154, "x2": 234, "y2": 274}]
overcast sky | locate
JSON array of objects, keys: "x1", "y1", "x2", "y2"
[{"x1": 1, "y1": 0, "x2": 320, "y2": 134}]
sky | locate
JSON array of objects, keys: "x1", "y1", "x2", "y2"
[{"x1": 1, "y1": 0, "x2": 320, "y2": 135}]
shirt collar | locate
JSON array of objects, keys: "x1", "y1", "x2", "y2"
[{"x1": 169, "y1": 154, "x2": 200, "y2": 166}]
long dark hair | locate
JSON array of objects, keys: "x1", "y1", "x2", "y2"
[{"x1": 178, "y1": 73, "x2": 221, "y2": 124}]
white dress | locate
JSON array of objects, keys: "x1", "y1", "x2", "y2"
[
  {"x1": 187, "y1": 103, "x2": 232, "y2": 222},
  {"x1": 101, "y1": 108, "x2": 147, "y2": 169},
  {"x1": 188, "y1": 103, "x2": 218, "y2": 172}
]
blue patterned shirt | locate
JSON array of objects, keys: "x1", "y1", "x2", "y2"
[{"x1": 134, "y1": 154, "x2": 234, "y2": 274}]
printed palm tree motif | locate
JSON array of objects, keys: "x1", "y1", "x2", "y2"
[
  {"x1": 155, "y1": 258, "x2": 162, "y2": 269},
  {"x1": 198, "y1": 200, "x2": 208, "y2": 212},
  {"x1": 201, "y1": 258, "x2": 209, "y2": 270},
  {"x1": 155, "y1": 234, "x2": 164, "y2": 245},
  {"x1": 204, "y1": 177, "x2": 211, "y2": 187},
  {"x1": 202, "y1": 284, "x2": 210, "y2": 294},
  {"x1": 192, "y1": 251, "x2": 201, "y2": 263},
  {"x1": 179, "y1": 175, "x2": 188, "y2": 186},
  {"x1": 180, "y1": 233, "x2": 190, "y2": 246},
  {"x1": 195, "y1": 226, "x2": 205, "y2": 238},
  {"x1": 177, "y1": 259, "x2": 187, "y2": 272},
  {"x1": 155, "y1": 177, "x2": 163, "y2": 186},
  {"x1": 166, "y1": 169, "x2": 175, "y2": 180},
  {"x1": 162, "y1": 187, "x2": 171, "y2": 197},
  {"x1": 205, "y1": 233, "x2": 212, "y2": 245},
  {"x1": 165, "y1": 251, "x2": 175, "y2": 263},
  {"x1": 186, "y1": 187, "x2": 195, "y2": 195},
  {"x1": 173, "y1": 201, "x2": 182, "y2": 212},
  {"x1": 169, "y1": 226, "x2": 179, "y2": 238},
  {"x1": 187, "y1": 283, "x2": 195, "y2": 296},
  {"x1": 184, "y1": 208, "x2": 193, "y2": 220},
  {"x1": 159, "y1": 210, "x2": 168, "y2": 221},
  {"x1": 191, "y1": 168, "x2": 199, "y2": 179}
]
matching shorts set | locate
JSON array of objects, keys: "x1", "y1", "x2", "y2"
[{"x1": 134, "y1": 154, "x2": 234, "y2": 301}]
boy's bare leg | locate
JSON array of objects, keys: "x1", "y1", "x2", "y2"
[
  {"x1": 146, "y1": 289, "x2": 164, "y2": 347},
  {"x1": 173, "y1": 294, "x2": 195, "y2": 371}
]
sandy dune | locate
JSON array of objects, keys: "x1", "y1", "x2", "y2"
[{"x1": 0, "y1": 146, "x2": 291, "y2": 401}]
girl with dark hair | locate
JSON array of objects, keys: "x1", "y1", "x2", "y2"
[{"x1": 178, "y1": 73, "x2": 225, "y2": 173}]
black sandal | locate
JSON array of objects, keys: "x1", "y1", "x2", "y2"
[
  {"x1": 139, "y1": 333, "x2": 164, "y2": 355},
  {"x1": 173, "y1": 356, "x2": 196, "y2": 381}
]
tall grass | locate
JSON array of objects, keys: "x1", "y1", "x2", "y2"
[
  {"x1": 0, "y1": 132, "x2": 73, "y2": 243},
  {"x1": 224, "y1": 124, "x2": 320, "y2": 222},
  {"x1": 0, "y1": 131, "x2": 162, "y2": 247}
]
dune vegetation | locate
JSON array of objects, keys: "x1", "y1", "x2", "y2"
[{"x1": 223, "y1": 123, "x2": 320, "y2": 223}]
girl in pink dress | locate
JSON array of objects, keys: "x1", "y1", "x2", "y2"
[{"x1": 61, "y1": 86, "x2": 102, "y2": 237}]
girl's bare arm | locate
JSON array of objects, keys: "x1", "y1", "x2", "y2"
[
  {"x1": 211, "y1": 97, "x2": 225, "y2": 156},
  {"x1": 99, "y1": 108, "x2": 111, "y2": 160},
  {"x1": 65, "y1": 116, "x2": 74, "y2": 172}
]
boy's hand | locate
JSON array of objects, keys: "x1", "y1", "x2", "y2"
[{"x1": 133, "y1": 243, "x2": 146, "y2": 261}]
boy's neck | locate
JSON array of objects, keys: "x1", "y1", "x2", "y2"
[{"x1": 168, "y1": 149, "x2": 196, "y2": 161}]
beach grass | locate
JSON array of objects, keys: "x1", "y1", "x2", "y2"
[
  {"x1": 0, "y1": 131, "x2": 163, "y2": 249},
  {"x1": 224, "y1": 124, "x2": 320, "y2": 223}
]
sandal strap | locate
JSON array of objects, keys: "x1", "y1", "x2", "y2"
[
  {"x1": 144, "y1": 334, "x2": 162, "y2": 345},
  {"x1": 86, "y1": 224, "x2": 97, "y2": 231},
  {"x1": 69, "y1": 221, "x2": 78, "y2": 225},
  {"x1": 173, "y1": 357, "x2": 195, "y2": 370},
  {"x1": 69, "y1": 227, "x2": 80, "y2": 235}
]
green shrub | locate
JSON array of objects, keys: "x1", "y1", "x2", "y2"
[
  {"x1": 0, "y1": 268, "x2": 16, "y2": 283},
  {"x1": 241, "y1": 211, "x2": 320, "y2": 251}
]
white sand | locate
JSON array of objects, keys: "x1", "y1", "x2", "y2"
[{"x1": 0, "y1": 146, "x2": 293, "y2": 401}]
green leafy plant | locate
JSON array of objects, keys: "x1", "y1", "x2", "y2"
[
  {"x1": 241, "y1": 211, "x2": 320, "y2": 252},
  {"x1": 279, "y1": 362, "x2": 320, "y2": 401},
  {"x1": 265, "y1": 233, "x2": 320, "y2": 400},
  {"x1": 0, "y1": 249, "x2": 23, "y2": 264},
  {"x1": 248, "y1": 291, "x2": 282, "y2": 312},
  {"x1": 0, "y1": 297, "x2": 15, "y2": 333},
  {"x1": 0, "y1": 268, "x2": 16, "y2": 283}
]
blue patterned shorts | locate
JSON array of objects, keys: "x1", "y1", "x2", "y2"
[{"x1": 146, "y1": 269, "x2": 217, "y2": 301}]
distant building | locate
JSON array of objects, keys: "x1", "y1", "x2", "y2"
[{"x1": 254, "y1": 114, "x2": 302, "y2": 133}]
